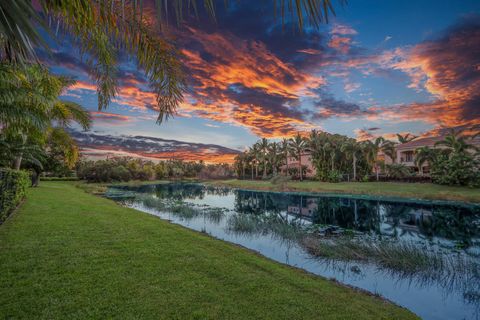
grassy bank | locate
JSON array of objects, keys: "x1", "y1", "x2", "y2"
[
  {"x1": 0, "y1": 182, "x2": 417, "y2": 319},
  {"x1": 207, "y1": 179, "x2": 480, "y2": 203}
]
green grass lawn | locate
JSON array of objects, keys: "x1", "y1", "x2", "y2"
[
  {"x1": 0, "y1": 182, "x2": 418, "y2": 319},
  {"x1": 208, "y1": 179, "x2": 480, "y2": 203}
]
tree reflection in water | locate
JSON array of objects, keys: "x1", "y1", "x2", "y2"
[{"x1": 107, "y1": 183, "x2": 480, "y2": 310}]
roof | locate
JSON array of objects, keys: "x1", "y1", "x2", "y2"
[{"x1": 396, "y1": 135, "x2": 480, "y2": 150}]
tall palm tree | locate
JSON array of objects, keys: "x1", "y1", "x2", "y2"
[
  {"x1": 340, "y1": 140, "x2": 361, "y2": 181},
  {"x1": 289, "y1": 133, "x2": 306, "y2": 181},
  {"x1": 234, "y1": 152, "x2": 247, "y2": 179},
  {"x1": 280, "y1": 138, "x2": 290, "y2": 176},
  {"x1": 324, "y1": 138, "x2": 339, "y2": 172},
  {"x1": 1, "y1": 1, "x2": 341, "y2": 122},
  {"x1": 363, "y1": 137, "x2": 385, "y2": 181},
  {"x1": 259, "y1": 138, "x2": 270, "y2": 178},
  {"x1": 249, "y1": 143, "x2": 261, "y2": 179},
  {"x1": 268, "y1": 142, "x2": 280, "y2": 176}
]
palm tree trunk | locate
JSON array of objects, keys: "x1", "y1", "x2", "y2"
[
  {"x1": 255, "y1": 163, "x2": 258, "y2": 179},
  {"x1": 376, "y1": 165, "x2": 379, "y2": 181},
  {"x1": 251, "y1": 164, "x2": 254, "y2": 180},
  {"x1": 263, "y1": 159, "x2": 267, "y2": 178},
  {"x1": 299, "y1": 151, "x2": 303, "y2": 181},
  {"x1": 285, "y1": 152, "x2": 289, "y2": 176},
  {"x1": 353, "y1": 153, "x2": 357, "y2": 181},
  {"x1": 13, "y1": 155, "x2": 22, "y2": 170}
]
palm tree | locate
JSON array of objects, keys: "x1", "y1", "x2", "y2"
[
  {"x1": 340, "y1": 140, "x2": 361, "y2": 181},
  {"x1": 259, "y1": 138, "x2": 270, "y2": 178},
  {"x1": 268, "y1": 142, "x2": 281, "y2": 176},
  {"x1": 382, "y1": 140, "x2": 397, "y2": 163},
  {"x1": 249, "y1": 143, "x2": 261, "y2": 179},
  {"x1": 1, "y1": 1, "x2": 341, "y2": 122},
  {"x1": 434, "y1": 129, "x2": 478, "y2": 154},
  {"x1": 280, "y1": 138, "x2": 290, "y2": 176},
  {"x1": 363, "y1": 137, "x2": 385, "y2": 181},
  {"x1": 324, "y1": 138, "x2": 339, "y2": 172},
  {"x1": 0, "y1": 64, "x2": 91, "y2": 171},
  {"x1": 397, "y1": 133, "x2": 417, "y2": 144},
  {"x1": 289, "y1": 133, "x2": 306, "y2": 181},
  {"x1": 415, "y1": 146, "x2": 438, "y2": 175}
]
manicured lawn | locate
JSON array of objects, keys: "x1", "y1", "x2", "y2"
[
  {"x1": 0, "y1": 182, "x2": 418, "y2": 319},
  {"x1": 208, "y1": 179, "x2": 480, "y2": 203}
]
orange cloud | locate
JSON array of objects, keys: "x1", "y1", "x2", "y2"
[{"x1": 328, "y1": 35, "x2": 352, "y2": 54}]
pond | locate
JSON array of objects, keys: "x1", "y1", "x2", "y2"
[{"x1": 105, "y1": 183, "x2": 480, "y2": 320}]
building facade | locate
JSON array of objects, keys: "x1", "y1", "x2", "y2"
[
  {"x1": 385, "y1": 135, "x2": 480, "y2": 174},
  {"x1": 280, "y1": 149, "x2": 317, "y2": 178}
]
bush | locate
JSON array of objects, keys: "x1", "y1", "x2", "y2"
[
  {"x1": 326, "y1": 170, "x2": 342, "y2": 183},
  {"x1": 0, "y1": 169, "x2": 29, "y2": 223},
  {"x1": 431, "y1": 153, "x2": 479, "y2": 187}
]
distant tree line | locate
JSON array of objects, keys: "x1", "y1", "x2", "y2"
[
  {"x1": 234, "y1": 130, "x2": 479, "y2": 186},
  {"x1": 76, "y1": 157, "x2": 234, "y2": 183}
]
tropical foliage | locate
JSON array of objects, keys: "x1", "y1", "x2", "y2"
[
  {"x1": 234, "y1": 130, "x2": 395, "y2": 182},
  {"x1": 421, "y1": 131, "x2": 480, "y2": 187},
  {"x1": 235, "y1": 129, "x2": 480, "y2": 186},
  {"x1": 0, "y1": 64, "x2": 91, "y2": 185}
]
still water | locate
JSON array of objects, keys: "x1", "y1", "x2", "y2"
[{"x1": 105, "y1": 183, "x2": 480, "y2": 320}]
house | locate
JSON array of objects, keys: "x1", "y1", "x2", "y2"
[
  {"x1": 387, "y1": 135, "x2": 480, "y2": 174},
  {"x1": 280, "y1": 149, "x2": 317, "y2": 178}
]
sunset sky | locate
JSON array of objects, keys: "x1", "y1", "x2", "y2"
[{"x1": 45, "y1": 1, "x2": 480, "y2": 162}]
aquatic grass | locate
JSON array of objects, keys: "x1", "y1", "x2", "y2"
[
  {"x1": 226, "y1": 213, "x2": 304, "y2": 242},
  {"x1": 301, "y1": 235, "x2": 480, "y2": 296},
  {"x1": 128, "y1": 194, "x2": 227, "y2": 223}
]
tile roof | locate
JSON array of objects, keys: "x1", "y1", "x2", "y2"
[{"x1": 396, "y1": 135, "x2": 480, "y2": 150}]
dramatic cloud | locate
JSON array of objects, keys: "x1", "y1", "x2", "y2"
[
  {"x1": 176, "y1": 26, "x2": 325, "y2": 136},
  {"x1": 314, "y1": 91, "x2": 373, "y2": 120},
  {"x1": 70, "y1": 130, "x2": 240, "y2": 163},
  {"x1": 57, "y1": 5, "x2": 480, "y2": 146},
  {"x1": 389, "y1": 17, "x2": 480, "y2": 128},
  {"x1": 90, "y1": 112, "x2": 131, "y2": 125}
]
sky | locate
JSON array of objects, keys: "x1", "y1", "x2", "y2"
[{"x1": 44, "y1": 0, "x2": 480, "y2": 163}]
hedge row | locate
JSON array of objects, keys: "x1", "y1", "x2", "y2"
[
  {"x1": 0, "y1": 169, "x2": 30, "y2": 223},
  {"x1": 40, "y1": 176, "x2": 79, "y2": 181}
]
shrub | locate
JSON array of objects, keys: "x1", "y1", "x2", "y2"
[
  {"x1": 326, "y1": 170, "x2": 342, "y2": 183},
  {"x1": 0, "y1": 169, "x2": 30, "y2": 223},
  {"x1": 431, "y1": 153, "x2": 479, "y2": 187},
  {"x1": 386, "y1": 164, "x2": 412, "y2": 180}
]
